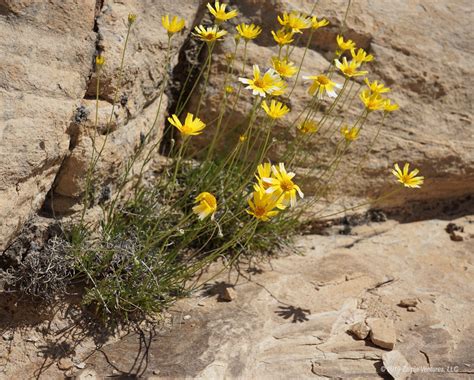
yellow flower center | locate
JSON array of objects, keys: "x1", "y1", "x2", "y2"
[
  {"x1": 317, "y1": 75, "x2": 330, "y2": 85},
  {"x1": 181, "y1": 124, "x2": 193, "y2": 134},
  {"x1": 254, "y1": 78, "x2": 265, "y2": 88},
  {"x1": 204, "y1": 33, "x2": 215, "y2": 40},
  {"x1": 344, "y1": 67, "x2": 355, "y2": 76},
  {"x1": 254, "y1": 206, "x2": 266, "y2": 217},
  {"x1": 280, "y1": 179, "x2": 294, "y2": 192}
]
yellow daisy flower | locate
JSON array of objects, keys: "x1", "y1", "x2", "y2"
[
  {"x1": 270, "y1": 79, "x2": 287, "y2": 96},
  {"x1": 297, "y1": 120, "x2": 319, "y2": 134},
  {"x1": 95, "y1": 55, "x2": 105, "y2": 67},
  {"x1": 168, "y1": 113, "x2": 206, "y2": 136},
  {"x1": 351, "y1": 48, "x2": 374, "y2": 64},
  {"x1": 246, "y1": 189, "x2": 285, "y2": 222},
  {"x1": 271, "y1": 28, "x2": 295, "y2": 46},
  {"x1": 128, "y1": 14, "x2": 137, "y2": 25},
  {"x1": 311, "y1": 16, "x2": 329, "y2": 30},
  {"x1": 341, "y1": 125, "x2": 360, "y2": 141},
  {"x1": 336, "y1": 34, "x2": 356, "y2": 53},
  {"x1": 255, "y1": 162, "x2": 273, "y2": 189},
  {"x1": 236, "y1": 23, "x2": 262, "y2": 41},
  {"x1": 207, "y1": 1, "x2": 238, "y2": 22},
  {"x1": 303, "y1": 74, "x2": 341, "y2": 98},
  {"x1": 239, "y1": 134, "x2": 248, "y2": 142},
  {"x1": 271, "y1": 57, "x2": 297, "y2": 78},
  {"x1": 359, "y1": 89, "x2": 386, "y2": 112},
  {"x1": 161, "y1": 15, "x2": 185, "y2": 35},
  {"x1": 192, "y1": 25, "x2": 227, "y2": 42},
  {"x1": 384, "y1": 99, "x2": 399, "y2": 112},
  {"x1": 263, "y1": 163, "x2": 304, "y2": 207},
  {"x1": 261, "y1": 100, "x2": 290, "y2": 119},
  {"x1": 239, "y1": 65, "x2": 280, "y2": 97},
  {"x1": 335, "y1": 57, "x2": 368, "y2": 78},
  {"x1": 392, "y1": 163, "x2": 424, "y2": 188},
  {"x1": 364, "y1": 78, "x2": 390, "y2": 94},
  {"x1": 193, "y1": 192, "x2": 217, "y2": 220},
  {"x1": 278, "y1": 11, "x2": 312, "y2": 33}
]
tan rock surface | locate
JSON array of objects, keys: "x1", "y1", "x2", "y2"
[{"x1": 187, "y1": 0, "x2": 474, "y2": 207}]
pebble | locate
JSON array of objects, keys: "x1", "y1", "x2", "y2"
[
  {"x1": 366, "y1": 318, "x2": 396, "y2": 350},
  {"x1": 183, "y1": 315, "x2": 191, "y2": 320},
  {"x1": 57, "y1": 358, "x2": 74, "y2": 371},
  {"x1": 398, "y1": 298, "x2": 418, "y2": 308},
  {"x1": 382, "y1": 350, "x2": 411, "y2": 380},
  {"x1": 221, "y1": 287, "x2": 237, "y2": 302},
  {"x1": 348, "y1": 322, "x2": 370, "y2": 340}
]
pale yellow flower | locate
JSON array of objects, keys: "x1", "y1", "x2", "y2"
[
  {"x1": 261, "y1": 100, "x2": 290, "y2": 119},
  {"x1": 341, "y1": 125, "x2": 360, "y2": 141},
  {"x1": 351, "y1": 48, "x2": 374, "y2": 64},
  {"x1": 304, "y1": 74, "x2": 341, "y2": 98},
  {"x1": 207, "y1": 1, "x2": 238, "y2": 22},
  {"x1": 297, "y1": 120, "x2": 319, "y2": 134},
  {"x1": 335, "y1": 57, "x2": 368, "y2": 78},
  {"x1": 236, "y1": 23, "x2": 262, "y2": 41},
  {"x1": 336, "y1": 34, "x2": 356, "y2": 53},
  {"x1": 310, "y1": 16, "x2": 329, "y2": 30},
  {"x1": 192, "y1": 25, "x2": 227, "y2": 42},
  {"x1": 359, "y1": 89, "x2": 386, "y2": 112},
  {"x1": 384, "y1": 99, "x2": 399, "y2": 112},
  {"x1": 263, "y1": 163, "x2": 304, "y2": 207},
  {"x1": 278, "y1": 11, "x2": 311, "y2": 33},
  {"x1": 271, "y1": 57, "x2": 297, "y2": 78},
  {"x1": 271, "y1": 28, "x2": 295, "y2": 46},
  {"x1": 364, "y1": 78, "x2": 390, "y2": 94},
  {"x1": 246, "y1": 188, "x2": 284, "y2": 222},
  {"x1": 239, "y1": 65, "x2": 280, "y2": 97},
  {"x1": 168, "y1": 113, "x2": 206, "y2": 136},
  {"x1": 95, "y1": 55, "x2": 105, "y2": 67},
  {"x1": 128, "y1": 13, "x2": 137, "y2": 25},
  {"x1": 161, "y1": 15, "x2": 185, "y2": 35},
  {"x1": 392, "y1": 163, "x2": 424, "y2": 188},
  {"x1": 193, "y1": 192, "x2": 217, "y2": 220}
]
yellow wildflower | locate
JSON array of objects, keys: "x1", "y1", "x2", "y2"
[
  {"x1": 341, "y1": 125, "x2": 360, "y2": 142},
  {"x1": 192, "y1": 25, "x2": 227, "y2": 42},
  {"x1": 239, "y1": 65, "x2": 280, "y2": 97},
  {"x1": 239, "y1": 134, "x2": 247, "y2": 142},
  {"x1": 364, "y1": 78, "x2": 390, "y2": 94},
  {"x1": 247, "y1": 189, "x2": 284, "y2": 222},
  {"x1": 351, "y1": 48, "x2": 374, "y2": 64},
  {"x1": 236, "y1": 23, "x2": 262, "y2": 41},
  {"x1": 335, "y1": 57, "x2": 368, "y2": 77},
  {"x1": 255, "y1": 162, "x2": 273, "y2": 190},
  {"x1": 225, "y1": 85, "x2": 234, "y2": 94},
  {"x1": 392, "y1": 163, "x2": 424, "y2": 188},
  {"x1": 128, "y1": 13, "x2": 137, "y2": 25},
  {"x1": 168, "y1": 113, "x2": 206, "y2": 136},
  {"x1": 278, "y1": 11, "x2": 311, "y2": 33},
  {"x1": 95, "y1": 55, "x2": 105, "y2": 67},
  {"x1": 263, "y1": 163, "x2": 304, "y2": 207},
  {"x1": 271, "y1": 57, "x2": 297, "y2": 78},
  {"x1": 270, "y1": 79, "x2": 287, "y2": 96},
  {"x1": 359, "y1": 89, "x2": 386, "y2": 112},
  {"x1": 304, "y1": 74, "x2": 341, "y2": 98},
  {"x1": 271, "y1": 28, "x2": 295, "y2": 46},
  {"x1": 161, "y1": 15, "x2": 185, "y2": 35},
  {"x1": 193, "y1": 192, "x2": 217, "y2": 220},
  {"x1": 311, "y1": 16, "x2": 329, "y2": 29},
  {"x1": 297, "y1": 120, "x2": 319, "y2": 134},
  {"x1": 336, "y1": 34, "x2": 356, "y2": 53},
  {"x1": 384, "y1": 99, "x2": 399, "y2": 112},
  {"x1": 207, "y1": 1, "x2": 238, "y2": 22},
  {"x1": 261, "y1": 100, "x2": 290, "y2": 119}
]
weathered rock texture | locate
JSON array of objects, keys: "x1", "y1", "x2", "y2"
[
  {"x1": 188, "y1": 0, "x2": 474, "y2": 208},
  {"x1": 0, "y1": 0, "x2": 200, "y2": 250},
  {"x1": 3, "y1": 216, "x2": 470, "y2": 378},
  {"x1": 1, "y1": 0, "x2": 473, "y2": 247}
]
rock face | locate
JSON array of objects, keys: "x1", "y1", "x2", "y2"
[
  {"x1": 0, "y1": 0, "x2": 200, "y2": 249},
  {"x1": 76, "y1": 216, "x2": 473, "y2": 378},
  {"x1": 187, "y1": 0, "x2": 474, "y2": 207},
  {"x1": 1, "y1": 1, "x2": 473, "y2": 249}
]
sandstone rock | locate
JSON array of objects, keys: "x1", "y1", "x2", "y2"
[
  {"x1": 382, "y1": 350, "x2": 411, "y2": 380},
  {"x1": 57, "y1": 357, "x2": 74, "y2": 371},
  {"x1": 398, "y1": 298, "x2": 418, "y2": 308},
  {"x1": 220, "y1": 286, "x2": 237, "y2": 302},
  {"x1": 0, "y1": 0, "x2": 96, "y2": 250},
  {"x1": 367, "y1": 317, "x2": 396, "y2": 350},
  {"x1": 348, "y1": 321, "x2": 370, "y2": 340}
]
